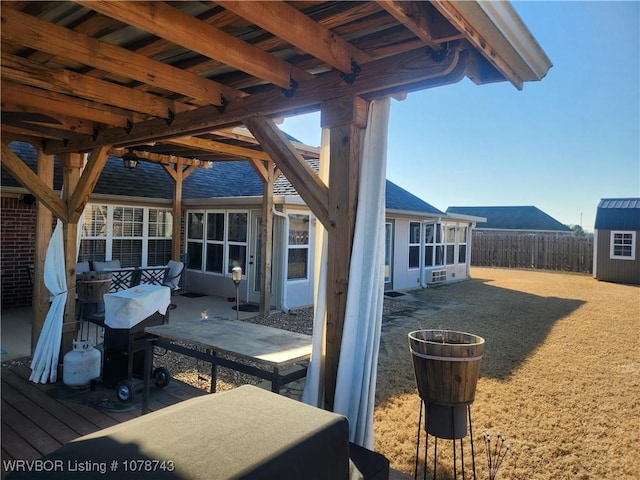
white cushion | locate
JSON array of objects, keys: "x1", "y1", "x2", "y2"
[
  {"x1": 93, "y1": 260, "x2": 121, "y2": 272},
  {"x1": 163, "y1": 260, "x2": 184, "y2": 290},
  {"x1": 76, "y1": 261, "x2": 90, "y2": 274}
]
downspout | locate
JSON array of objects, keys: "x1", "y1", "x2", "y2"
[
  {"x1": 272, "y1": 207, "x2": 291, "y2": 313},
  {"x1": 419, "y1": 221, "x2": 428, "y2": 289},
  {"x1": 466, "y1": 222, "x2": 475, "y2": 278},
  {"x1": 420, "y1": 216, "x2": 442, "y2": 288}
]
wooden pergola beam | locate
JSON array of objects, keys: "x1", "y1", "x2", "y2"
[
  {"x1": 217, "y1": 1, "x2": 372, "y2": 74},
  {"x1": 33, "y1": 148, "x2": 54, "y2": 354},
  {"x1": 77, "y1": 1, "x2": 313, "y2": 90},
  {"x1": 376, "y1": 1, "x2": 443, "y2": 50},
  {"x1": 167, "y1": 137, "x2": 272, "y2": 162},
  {"x1": 44, "y1": 46, "x2": 466, "y2": 154},
  {"x1": 1, "y1": 82, "x2": 142, "y2": 129},
  {"x1": 68, "y1": 145, "x2": 111, "y2": 223},
  {"x1": 244, "y1": 116, "x2": 330, "y2": 231},
  {"x1": 1, "y1": 52, "x2": 194, "y2": 119},
  {"x1": 1, "y1": 6, "x2": 244, "y2": 105},
  {"x1": 0, "y1": 142, "x2": 68, "y2": 222}
]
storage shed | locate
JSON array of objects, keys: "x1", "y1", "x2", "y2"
[{"x1": 593, "y1": 198, "x2": 640, "y2": 284}]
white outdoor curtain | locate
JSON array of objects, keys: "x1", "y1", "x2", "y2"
[
  {"x1": 29, "y1": 219, "x2": 68, "y2": 383},
  {"x1": 301, "y1": 128, "x2": 331, "y2": 408},
  {"x1": 302, "y1": 98, "x2": 390, "y2": 449},
  {"x1": 30, "y1": 157, "x2": 87, "y2": 384}
]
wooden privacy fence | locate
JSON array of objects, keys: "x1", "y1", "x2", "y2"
[{"x1": 471, "y1": 234, "x2": 593, "y2": 273}]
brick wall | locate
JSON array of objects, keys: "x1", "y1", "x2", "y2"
[{"x1": 1, "y1": 195, "x2": 36, "y2": 308}]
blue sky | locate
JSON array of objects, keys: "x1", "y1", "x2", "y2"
[{"x1": 281, "y1": 1, "x2": 639, "y2": 232}]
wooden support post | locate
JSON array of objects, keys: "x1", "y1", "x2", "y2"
[
  {"x1": 259, "y1": 162, "x2": 275, "y2": 316},
  {"x1": 172, "y1": 159, "x2": 184, "y2": 262},
  {"x1": 321, "y1": 96, "x2": 368, "y2": 411},
  {"x1": 60, "y1": 153, "x2": 83, "y2": 357},
  {"x1": 32, "y1": 149, "x2": 54, "y2": 353},
  {"x1": 163, "y1": 159, "x2": 198, "y2": 263}
]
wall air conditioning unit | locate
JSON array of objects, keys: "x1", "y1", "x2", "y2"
[{"x1": 429, "y1": 270, "x2": 447, "y2": 284}]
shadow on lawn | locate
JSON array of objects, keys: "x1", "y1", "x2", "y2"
[{"x1": 376, "y1": 276, "x2": 585, "y2": 405}]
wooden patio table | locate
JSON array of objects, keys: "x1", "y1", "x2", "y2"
[{"x1": 142, "y1": 318, "x2": 312, "y2": 413}]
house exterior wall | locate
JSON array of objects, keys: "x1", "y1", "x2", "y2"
[
  {"x1": 1, "y1": 195, "x2": 36, "y2": 308},
  {"x1": 388, "y1": 216, "x2": 472, "y2": 291},
  {"x1": 280, "y1": 207, "x2": 316, "y2": 310},
  {"x1": 391, "y1": 218, "x2": 419, "y2": 290},
  {"x1": 594, "y1": 229, "x2": 640, "y2": 284}
]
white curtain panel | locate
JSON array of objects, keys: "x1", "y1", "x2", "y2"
[
  {"x1": 334, "y1": 98, "x2": 390, "y2": 448},
  {"x1": 30, "y1": 156, "x2": 87, "y2": 384},
  {"x1": 301, "y1": 128, "x2": 331, "y2": 408},
  {"x1": 30, "y1": 219, "x2": 68, "y2": 383},
  {"x1": 302, "y1": 98, "x2": 390, "y2": 450}
]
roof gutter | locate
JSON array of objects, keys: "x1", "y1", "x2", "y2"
[{"x1": 432, "y1": 1, "x2": 552, "y2": 89}]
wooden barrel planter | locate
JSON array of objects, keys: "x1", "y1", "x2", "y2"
[
  {"x1": 77, "y1": 272, "x2": 112, "y2": 303},
  {"x1": 408, "y1": 329, "x2": 485, "y2": 407}
]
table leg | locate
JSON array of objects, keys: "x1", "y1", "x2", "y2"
[
  {"x1": 210, "y1": 350, "x2": 217, "y2": 393},
  {"x1": 272, "y1": 366, "x2": 281, "y2": 393},
  {"x1": 142, "y1": 338, "x2": 154, "y2": 415}
]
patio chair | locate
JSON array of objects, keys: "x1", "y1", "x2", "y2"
[
  {"x1": 93, "y1": 260, "x2": 135, "y2": 292},
  {"x1": 162, "y1": 260, "x2": 184, "y2": 293}
]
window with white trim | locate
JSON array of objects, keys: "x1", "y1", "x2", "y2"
[
  {"x1": 186, "y1": 212, "x2": 204, "y2": 270},
  {"x1": 227, "y1": 212, "x2": 248, "y2": 274},
  {"x1": 445, "y1": 225, "x2": 456, "y2": 265},
  {"x1": 205, "y1": 211, "x2": 224, "y2": 273},
  {"x1": 287, "y1": 214, "x2": 309, "y2": 280},
  {"x1": 610, "y1": 231, "x2": 636, "y2": 260},
  {"x1": 80, "y1": 204, "x2": 173, "y2": 268},
  {"x1": 424, "y1": 223, "x2": 444, "y2": 267},
  {"x1": 458, "y1": 226, "x2": 468, "y2": 263},
  {"x1": 186, "y1": 210, "x2": 248, "y2": 276},
  {"x1": 409, "y1": 222, "x2": 421, "y2": 269}
]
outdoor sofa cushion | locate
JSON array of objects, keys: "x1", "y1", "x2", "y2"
[
  {"x1": 93, "y1": 260, "x2": 121, "y2": 272},
  {"x1": 76, "y1": 261, "x2": 90, "y2": 274},
  {"x1": 9, "y1": 385, "x2": 356, "y2": 480},
  {"x1": 162, "y1": 260, "x2": 184, "y2": 290}
]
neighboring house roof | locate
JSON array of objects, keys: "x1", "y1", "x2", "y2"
[
  {"x1": 3, "y1": 142, "x2": 441, "y2": 217},
  {"x1": 594, "y1": 198, "x2": 640, "y2": 231},
  {"x1": 386, "y1": 181, "x2": 442, "y2": 215},
  {"x1": 446, "y1": 206, "x2": 571, "y2": 232}
]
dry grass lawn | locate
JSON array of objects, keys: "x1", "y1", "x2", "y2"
[{"x1": 374, "y1": 267, "x2": 639, "y2": 480}]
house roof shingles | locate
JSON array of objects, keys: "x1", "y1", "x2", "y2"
[
  {"x1": 4, "y1": 142, "x2": 442, "y2": 217},
  {"x1": 595, "y1": 198, "x2": 640, "y2": 230},
  {"x1": 446, "y1": 205, "x2": 571, "y2": 232}
]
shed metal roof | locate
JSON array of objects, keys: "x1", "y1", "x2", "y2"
[{"x1": 595, "y1": 198, "x2": 640, "y2": 230}]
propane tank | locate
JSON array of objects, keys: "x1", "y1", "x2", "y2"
[{"x1": 63, "y1": 338, "x2": 101, "y2": 387}]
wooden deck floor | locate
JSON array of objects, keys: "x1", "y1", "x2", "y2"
[{"x1": 1, "y1": 364, "x2": 410, "y2": 480}]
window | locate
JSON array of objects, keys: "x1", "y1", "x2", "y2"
[
  {"x1": 186, "y1": 212, "x2": 204, "y2": 270},
  {"x1": 458, "y1": 226, "x2": 468, "y2": 263},
  {"x1": 424, "y1": 223, "x2": 444, "y2": 267},
  {"x1": 384, "y1": 223, "x2": 393, "y2": 283},
  {"x1": 227, "y1": 212, "x2": 248, "y2": 274},
  {"x1": 409, "y1": 222, "x2": 421, "y2": 269},
  {"x1": 288, "y1": 214, "x2": 309, "y2": 280},
  {"x1": 446, "y1": 225, "x2": 456, "y2": 265},
  {"x1": 610, "y1": 231, "x2": 636, "y2": 260},
  {"x1": 79, "y1": 205, "x2": 107, "y2": 262},
  {"x1": 79, "y1": 204, "x2": 172, "y2": 268},
  {"x1": 186, "y1": 210, "x2": 248, "y2": 276},
  {"x1": 205, "y1": 212, "x2": 224, "y2": 273},
  {"x1": 147, "y1": 209, "x2": 173, "y2": 266}
]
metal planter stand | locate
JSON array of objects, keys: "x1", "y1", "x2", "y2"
[
  {"x1": 408, "y1": 330, "x2": 485, "y2": 480},
  {"x1": 414, "y1": 401, "x2": 477, "y2": 480}
]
